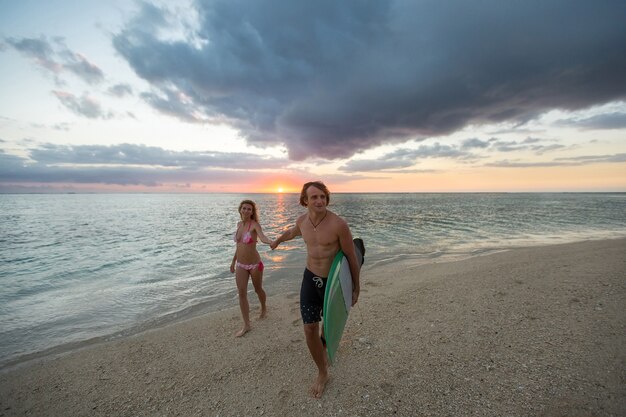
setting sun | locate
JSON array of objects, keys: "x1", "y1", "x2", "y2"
[{"x1": 277, "y1": 187, "x2": 284, "y2": 193}]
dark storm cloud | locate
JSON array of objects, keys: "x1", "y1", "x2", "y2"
[
  {"x1": 113, "y1": 0, "x2": 626, "y2": 160},
  {"x1": 5, "y1": 36, "x2": 104, "y2": 85},
  {"x1": 0, "y1": 144, "x2": 290, "y2": 186}
]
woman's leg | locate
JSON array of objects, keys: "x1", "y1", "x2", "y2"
[
  {"x1": 250, "y1": 266, "x2": 267, "y2": 318},
  {"x1": 235, "y1": 266, "x2": 251, "y2": 337}
]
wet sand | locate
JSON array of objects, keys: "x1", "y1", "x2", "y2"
[{"x1": 1, "y1": 238, "x2": 624, "y2": 416}]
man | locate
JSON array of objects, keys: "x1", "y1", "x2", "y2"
[{"x1": 271, "y1": 181, "x2": 361, "y2": 398}]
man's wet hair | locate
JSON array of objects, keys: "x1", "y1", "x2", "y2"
[{"x1": 299, "y1": 181, "x2": 330, "y2": 207}]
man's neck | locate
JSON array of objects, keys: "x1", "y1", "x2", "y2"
[{"x1": 308, "y1": 208, "x2": 328, "y2": 219}]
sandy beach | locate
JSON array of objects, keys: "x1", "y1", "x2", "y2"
[{"x1": 1, "y1": 238, "x2": 624, "y2": 416}]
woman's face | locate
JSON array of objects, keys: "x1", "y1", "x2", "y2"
[{"x1": 240, "y1": 203, "x2": 254, "y2": 219}]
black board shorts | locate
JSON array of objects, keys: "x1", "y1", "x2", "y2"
[{"x1": 300, "y1": 268, "x2": 327, "y2": 324}]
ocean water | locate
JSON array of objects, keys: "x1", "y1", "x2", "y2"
[{"x1": 1, "y1": 192, "x2": 625, "y2": 367}]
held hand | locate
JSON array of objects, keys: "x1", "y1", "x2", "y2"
[
  {"x1": 230, "y1": 263, "x2": 235, "y2": 273},
  {"x1": 270, "y1": 240, "x2": 278, "y2": 250}
]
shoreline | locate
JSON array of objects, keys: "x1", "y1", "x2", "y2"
[
  {"x1": 3, "y1": 191, "x2": 625, "y2": 370},
  {"x1": 2, "y1": 236, "x2": 619, "y2": 372},
  {"x1": 1, "y1": 238, "x2": 624, "y2": 416},
  {"x1": 0, "y1": 237, "x2": 612, "y2": 373}
]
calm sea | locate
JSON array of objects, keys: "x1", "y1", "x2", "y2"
[{"x1": 1, "y1": 193, "x2": 625, "y2": 367}]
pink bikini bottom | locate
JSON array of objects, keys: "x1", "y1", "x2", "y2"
[{"x1": 236, "y1": 260, "x2": 264, "y2": 272}]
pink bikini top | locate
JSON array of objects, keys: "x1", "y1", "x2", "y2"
[{"x1": 234, "y1": 222, "x2": 255, "y2": 244}]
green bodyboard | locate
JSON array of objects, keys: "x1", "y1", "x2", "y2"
[
  {"x1": 323, "y1": 250, "x2": 348, "y2": 364},
  {"x1": 323, "y1": 238, "x2": 364, "y2": 364}
]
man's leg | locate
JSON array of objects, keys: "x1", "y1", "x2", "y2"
[{"x1": 304, "y1": 322, "x2": 329, "y2": 398}]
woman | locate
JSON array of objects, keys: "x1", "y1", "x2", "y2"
[{"x1": 230, "y1": 199, "x2": 272, "y2": 337}]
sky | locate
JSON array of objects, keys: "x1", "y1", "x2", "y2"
[{"x1": 1, "y1": 0, "x2": 625, "y2": 193}]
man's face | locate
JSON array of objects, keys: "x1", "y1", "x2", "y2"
[{"x1": 306, "y1": 186, "x2": 327, "y2": 209}]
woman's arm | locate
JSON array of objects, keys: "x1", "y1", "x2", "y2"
[
  {"x1": 253, "y1": 222, "x2": 272, "y2": 245},
  {"x1": 230, "y1": 251, "x2": 237, "y2": 273}
]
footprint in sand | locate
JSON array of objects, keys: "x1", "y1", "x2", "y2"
[
  {"x1": 380, "y1": 382, "x2": 394, "y2": 395},
  {"x1": 278, "y1": 388, "x2": 291, "y2": 405},
  {"x1": 289, "y1": 302, "x2": 301, "y2": 315}
]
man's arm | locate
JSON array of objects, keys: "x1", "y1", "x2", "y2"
[
  {"x1": 338, "y1": 220, "x2": 360, "y2": 306},
  {"x1": 271, "y1": 217, "x2": 302, "y2": 249}
]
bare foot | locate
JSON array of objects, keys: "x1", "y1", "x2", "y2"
[
  {"x1": 310, "y1": 371, "x2": 330, "y2": 398},
  {"x1": 235, "y1": 326, "x2": 251, "y2": 337},
  {"x1": 259, "y1": 308, "x2": 268, "y2": 319}
]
